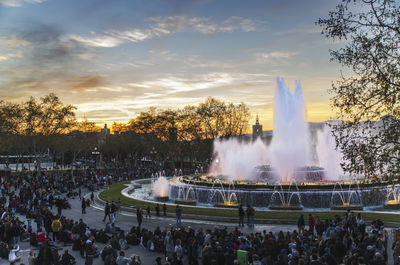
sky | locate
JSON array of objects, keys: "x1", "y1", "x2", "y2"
[{"x1": 0, "y1": 0, "x2": 346, "y2": 129}]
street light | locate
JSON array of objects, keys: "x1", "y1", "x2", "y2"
[{"x1": 92, "y1": 147, "x2": 100, "y2": 169}]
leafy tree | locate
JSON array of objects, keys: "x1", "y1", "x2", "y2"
[
  {"x1": 76, "y1": 118, "x2": 101, "y2": 133},
  {"x1": 318, "y1": 0, "x2": 400, "y2": 179},
  {"x1": 23, "y1": 93, "x2": 77, "y2": 136},
  {"x1": 0, "y1": 101, "x2": 24, "y2": 134},
  {"x1": 111, "y1": 122, "x2": 130, "y2": 133}
]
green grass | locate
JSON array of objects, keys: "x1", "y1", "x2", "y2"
[{"x1": 100, "y1": 181, "x2": 400, "y2": 223}]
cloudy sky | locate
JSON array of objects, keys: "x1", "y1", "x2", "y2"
[{"x1": 0, "y1": 0, "x2": 346, "y2": 129}]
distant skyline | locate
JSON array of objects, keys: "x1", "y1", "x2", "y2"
[{"x1": 0, "y1": 0, "x2": 347, "y2": 129}]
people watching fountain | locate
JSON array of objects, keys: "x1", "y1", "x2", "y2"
[
  {"x1": 238, "y1": 204, "x2": 244, "y2": 227},
  {"x1": 0, "y1": 165, "x2": 396, "y2": 265},
  {"x1": 176, "y1": 205, "x2": 182, "y2": 227},
  {"x1": 246, "y1": 205, "x2": 255, "y2": 227},
  {"x1": 297, "y1": 213, "x2": 305, "y2": 235}
]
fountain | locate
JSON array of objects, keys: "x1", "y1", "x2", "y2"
[
  {"x1": 385, "y1": 184, "x2": 400, "y2": 209},
  {"x1": 174, "y1": 180, "x2": 197, "y2": 205},
  {"x1": 152, "y1": 176, "x2": 169, "y2": 201},
  {"x1": 330, "y1": 181, "x2": 363, "y2": 210},
  {"x1": 124, "y1": 77, "x2": 389, "y2": 210},
  {"x1": 210, "y1": 180, "x2": 239, "y2": 208},
  {"x1": 269, "y1": 182, "x2": 303, "y2": 210}
]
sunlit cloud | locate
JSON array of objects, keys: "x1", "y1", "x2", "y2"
[
  {"x1": 0, "y1": 0, "x2": 45, "y2": 7},
  {"x1": 67, "y1": 34, "x2": 124, "y2": 48},
  {"x1": 256, "y1": 51, "x2": 299, "y2": 62},
  {"x1": 131, "y1": 72, "x2": 237, "y2": 94},
  {"x1": 70, "y1": 15, "x2": 258, "y2": 48},
  {"x1": 0, "y1": 36, "x2": 29, "y2": 48},
  {"x1": 0, "y1": 51, "x2": 23, "y2": 61}
]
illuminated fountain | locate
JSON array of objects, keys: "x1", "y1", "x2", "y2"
[
  {"x1": 126, "y1": 77, "x2": 388, "y2": 210},
  {"x1": 210, "y1": 180, "x2": 239, "y2": 208},
  {"x1": 152, "y1": 176, "x2": 169, "y2": 201},
  {"x1": 330, "y1": 181, "x2": 363, "y2": 210},
  {"x1": 174, "y1": 180, "x2": 197, "y2": 205},
  {"x1": 385, "y1": 185, "x2": 400, "y2": 209},
  {"x1": 167, "y1": 78, "x2": 387, "y2": 209},
  {"x1": 269, "y1": 182, "x2": 303, "y2": 210}
]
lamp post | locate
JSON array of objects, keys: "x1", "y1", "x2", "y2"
[{"x1": 92, "y1": 147, "x2": 100, "y2": 169}]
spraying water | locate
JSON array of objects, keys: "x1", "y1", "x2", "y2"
[
  {"x1": 209, "y1": 137, "x2": 269, "y2": 180},
  {"x1": 208, "y1": 77, "x2": 343, "y2": 182},
  {"x1": 269, "y1": 77, "x2": 310, "y2": 182},
  {"x1": 316, "y1": 124, "x2": 344, "y2": 180},
  {"x1": 152, "y1": 176, "x2": 169, "y2": 197}
]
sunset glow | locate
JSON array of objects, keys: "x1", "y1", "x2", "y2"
[{"x1": 0, "y1": 0, "x2": 343, "y2": 128}]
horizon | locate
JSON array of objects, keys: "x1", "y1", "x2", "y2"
[{"x1": 0, "y1": 0, "x2": 347, "y2": 129}]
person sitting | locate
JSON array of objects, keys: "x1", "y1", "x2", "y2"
[
  {"x1": 95, "y1": 229, "x2": 110, "y2": 243},
  {"x1": 127, "y1": 232, "x2": 139, "y2": 245},
  {"x1": 8, "y1": 244, "x2": 21, "y2": 264},
  {"x1": 110, "y1": 234, "x2": 120, "y2": 250},
  {"x1": 130, "y1": 254, "x2": 141, "y2": 265},
  {"x1": 60, "y1": 249, "x2": 76, "y2": 265},
  {"x1": 116, "y1": 251, "x2": 131, "y2": 265},
  {"x1": 101, "y1": 245, "x2": 115, "y2": 261},
  {"x1": 71, "y1": 237, "x2": 82, "y2": 251},
  {"x1": 105, "y1": 222, "x2": 113, "y2": 234},
  {"x1": 37, "y1": 228, "x2": 47, "y2": 246}
]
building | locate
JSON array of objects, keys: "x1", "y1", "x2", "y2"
[
  {"x1": 101, "y1": 124, "x2": 111, "y2": 135},
  {"x1": 252, "y1": 114, "x2": 263, "y2": 140}
]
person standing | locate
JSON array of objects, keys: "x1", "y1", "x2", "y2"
[
  {"x1": 315, "y1": 216, "x2": 325, "y2": 240},
  {"x1": 174, "y1": 239, "x2": 183, "y2": 265},
  {"x1": 238, "y1": 205, "x2": 244, "y2": 227},
  {"x1": 146, "y1": 206, "x2": 151, "y2": 218},
  {"x1": 51, "y1": 217, "x2": 62, "y2": 242},
  {"x1": 111, "y1": 201, "x2": 117, "y2": 222},
  {"x1": 90, "y1": 192, "x2": 94, "y2": 204},
  {"x1": 297, "y1": 213, "x2": 305, "y2": 235},
  {"x1": 78, "y1": 187, "x2": 82, "y2": 200},
  {"x1": 136, "y1": 208, "x2": 143, "y2": 228},
  {"x1": 163, "y1": 203, "x2": 167, "y2": 217},
  {"x1": 81, "y1": 198, "x2": 86, "y2": 214},
  {"x1": 176, "y1": 205, "x2": 182, "y2": 227},
  {"x1": 164, "y1": 231, "x2": 174, "y2": 261},
  {"x1": 248, "y1": 205, "x2": 255, "y2": 227},
  {"x1": 85, "y1": 239, "x2": 97, "y2": 265},
  {"x1": 56, "y1": 198, "x2": 62, "y2": 216},
  {"x1": 155, "y1": 204, "x2": 160, "y2": 216},
  {"x1": 103, "y1": 203, "x2": 111, "y2": 222},
  {"x1": 308, "y1": 213, "x2": 315, "y2": 235},
  {"x1": 117, "y1": 197, "x2": 121, "y2": 213}
]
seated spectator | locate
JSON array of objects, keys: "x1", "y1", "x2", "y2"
[
  {"x1": 110, "y1": 234, "x2": 120, "y2": 250},
  {"x1": 127, "y1": 232, "x2": 139, "y2": 245},
  {"x1": 116, "y1": 250, "x2": 131, "y2": 265},
  {"x1": 8, "y1": 244, "x2": 21, "y2": 264},
  {"x1": 119, "y1": 235, "x2": 129, "y2": 250},
  {"x1": 61, "y1": 249, "x2": 76, "y2": 265},
  {"x1": 130, "y1": 254, "x2": 141, "y2": 265}
]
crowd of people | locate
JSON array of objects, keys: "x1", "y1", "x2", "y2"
[{"x1": 0, "y1": 166, "x2": 398, "y2": 265}]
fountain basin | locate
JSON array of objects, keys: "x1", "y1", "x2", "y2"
[
  {"x1": 384, "y1": 200, "x2": 400, "y2": 209},
  {"x1": 213, "y1": 203, "x2": 239, "y2": 208},
  {"x1": 331, "y1": 204, "x2": 363, "y2": 211},
  {"x1": 174, "y1": 199, "x2": 197, "y2": 206},
  {"x1": 155, "y1": 196, "x2": 169, "y2": 202},
  {"x1": 269, "y1": 205, "x2": 303, "y2": 210}
]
